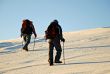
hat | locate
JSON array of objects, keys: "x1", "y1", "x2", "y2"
[{"x1": 53, "y1": 19, "x2": 58, "y2": 23}]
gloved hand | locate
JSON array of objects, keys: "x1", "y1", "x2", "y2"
[
  {"x1": 34, "y1": 34, "x2": 37, "y2": 38},
  {"x1": 61, "y1": 38, "x2": 65, "y2": 42}
]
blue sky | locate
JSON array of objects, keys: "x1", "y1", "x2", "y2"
[{"x1": 0, "y1": 0, "x2": 110, "y2": 40}]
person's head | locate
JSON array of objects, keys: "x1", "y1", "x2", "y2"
[{"x1": 53, "y1": 19, "x2": 58, "y2": 24}]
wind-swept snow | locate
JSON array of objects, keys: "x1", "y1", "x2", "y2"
[{"x1": 0, "y1": 28, "x2": 110, "y2": 74}]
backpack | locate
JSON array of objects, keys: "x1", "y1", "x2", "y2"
[
  {"x1": 45, "y1": 30, "x2": 50, "y2": 39},
  {"x1": 21, "y1": 20, "x2": 33, "y2": 34},
  {"x1": 45, "y1": 23, "x2": 60, "y2": 39}
]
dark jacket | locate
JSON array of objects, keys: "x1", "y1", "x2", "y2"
[
  {"x1": 46, "y1": 21, "x2": 63, "y2": 39},
  {"x1": 21, "y1": 20, "x2": 36, "y2": 35}
]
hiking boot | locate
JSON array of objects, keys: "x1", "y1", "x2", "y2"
[
  {"x1": 55, "y1": 60, "x2": 62, "y2": 63},
  {"x1": 48, "y1": 60, "x2": 53, "y2": 66},
  {"x1": 49, "y1": 63, "x2": 54, "y2": 66},
  {"x1": 25, "y1": 48, "x2": 28, "y2": 51},
  {"x1": 23, "y1": 47, "x2": 28, "y2": 51}
]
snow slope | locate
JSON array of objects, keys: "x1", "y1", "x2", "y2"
[{"x1": 0, "y1": 28, "x2": 110, "y2": 74}]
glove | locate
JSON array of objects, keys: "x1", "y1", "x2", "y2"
[
  {"x1": 61, "y1": 38, "x2": 65, "y2": 42},
  {"x1": 34, "y1": 34, "x2": 37, "y2": 38}
]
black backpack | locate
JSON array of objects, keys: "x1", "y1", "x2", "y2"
[
  {"x1": 45, "y1": 24, "x2": 60, "y2": 39},
  {"x1": 21, "y1": 22, "x2": 33, "y2": 34}
]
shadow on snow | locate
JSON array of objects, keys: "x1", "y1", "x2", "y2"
[{"x1": 1, "y1": 60, "x2": 110, "y2": 73}]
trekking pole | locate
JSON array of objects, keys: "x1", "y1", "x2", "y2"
[
  {"x1": 22, "y1": 37, "x2": 24, "y2": 47},
  {"x1": 63, "y1": 42, "x2": 65, "y2": 64},
  {"x1": 22, "y1": 40, "x2": 23, "y2": 47},
  {"x1": 33, "y1": 38, "x2": 35, "y2": 50}
]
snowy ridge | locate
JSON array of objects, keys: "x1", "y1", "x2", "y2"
[{"x1": 0, "y1": 28, "x2": 110, "y2": 74}]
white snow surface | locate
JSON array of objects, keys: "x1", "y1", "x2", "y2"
[{"x1": 0, "y1": 28, "x2": 110, "y2": 74}]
